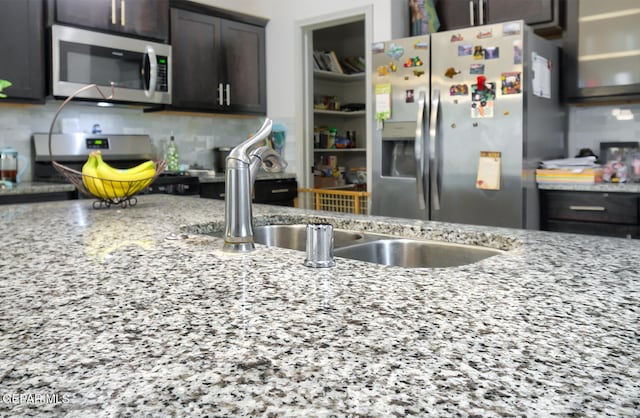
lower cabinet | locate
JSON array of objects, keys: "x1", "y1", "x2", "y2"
[
  {"x1": 540, "y1": 190, "x2": 640, "y2": 239},
  {"x1": 200, "y1": 178, "x2": 298, "y2": 207}
]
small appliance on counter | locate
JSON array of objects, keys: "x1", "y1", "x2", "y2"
[
  {"x1": 0, "y1": 146, "x2": 29, "y2": 187},
  {"x1": 32, "y1": 133, "x2": 199, "y2": 196}
]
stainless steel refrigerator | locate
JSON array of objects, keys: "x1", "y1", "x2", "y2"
[{"x1": 371, "y1": 20, "x2": 564, "y2": 229}]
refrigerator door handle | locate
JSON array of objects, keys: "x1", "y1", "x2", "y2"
[
  {"x1": 478, "y1": 0, "x2": 484, "y2": 25},
  {"x1": 414, "y1": 90, "x2": 427, "y2": 210},
  {"x1": 469, "y1": 1, "x2": 475, "y2": 26},
  {"x1": 429, "y1": 89, "x2": 441, "y2": 211}
]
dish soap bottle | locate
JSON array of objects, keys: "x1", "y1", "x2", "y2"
[{"x1": 166, "y1": 133, "x2": 179, "y2": 172}]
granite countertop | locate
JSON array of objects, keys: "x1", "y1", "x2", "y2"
[
  {"x1": 0, "y1": 181, "x2": 76, "y2": 195},
  {"x1": 538, "y1": 182, "x2": 640, "y2": 193},
  {"x1": 1, "y1": 195, "x2": 638, "y2": 416}
]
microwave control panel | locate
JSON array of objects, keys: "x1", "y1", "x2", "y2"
[{"x1": 157, "y1": 56, "x2": 169, "y2": 92}]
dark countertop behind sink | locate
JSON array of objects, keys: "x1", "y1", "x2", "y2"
[{"x1": 0, "y1": 195, "x2": 638, "y2": 416}]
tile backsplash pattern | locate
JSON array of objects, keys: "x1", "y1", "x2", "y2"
[
  {"x1": 568, "y1": 103, "x2": 640, "y2": 159},
  {"x1": 0, "y1": 101, "x2": 295, "y2": 182}
]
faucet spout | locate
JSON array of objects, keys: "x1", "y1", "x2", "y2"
[{"x1": 223, "y1": 119, "x2": 285, "y2": 252}]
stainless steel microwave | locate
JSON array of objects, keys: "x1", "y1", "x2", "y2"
[{"x1": 51, "y1": 25, "x2": 171, "y2": 105}]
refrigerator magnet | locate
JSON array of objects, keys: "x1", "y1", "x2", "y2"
[
  {"x1": 404, "y1": 56, "x2": 424, "y2": 67},
  {"x1": 444, "y1": 67, "x2": 461, "y2": 78},
  {"x1": 386, "y1": 43, "x2": 404, "y2": 60},
  {"x1": 477, "y1": 29, "x2": 492, "y2": 39},
  {"x1": 450, "y1": 34, "x2": 464, "y2": 42},
  {"x1": 375, "y1": 83, "x2": 392, "y2": 121},
  {"x1": 473, "y1": 46, "x2": 484, "y2": 60},
  {"x1": 513, "y1": 40, "x2": 523, "y2": 64},
  {"x1": 471, "y1": 81, "x2": 496, "y2": 118},
  {"x1": 414, "y1": 40, "x2": 429, "y2": 49},
  {"x1": 476, "y1": 151, "x2": 501, "y2": 190},
  {"x1": 372, "y1": 42, "x2": 385, "y2": 54},
  {"x1": 449, "y1": 84, "x2": 469, "y2": 96},
  {"x1": 484, "y1": 46, "x2": 500, "y2": 60},
  {"x1": 377, "y1": 65, "x2": 389, "y2": 76},
  {"x1": 458, "y1": 44, "x2": 473, "y2": 56},
  {"x1": 406, "y1": 89, "x2": 415, "y2": 103},
  {"x1": 503, "y1": 22, "x2": 521, "y2": 36},
  {"x1": 470, "y1": 63, "x2": 485, "y2": 75},
  {"x1": 501, "y1": 72, "x2": 521, "y2": 95}
]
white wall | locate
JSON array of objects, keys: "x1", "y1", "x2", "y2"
[{"x1": 197, "y1": 0, "x2": 407, "y2": 178}]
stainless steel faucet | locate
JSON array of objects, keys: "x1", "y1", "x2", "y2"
[{"x1": 223, "y1": 119, "x2": 287, "y2": 252}]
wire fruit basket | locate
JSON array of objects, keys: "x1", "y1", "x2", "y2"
[{"x1": 47, "y1": 84, "x2": 165, "y2": 209}]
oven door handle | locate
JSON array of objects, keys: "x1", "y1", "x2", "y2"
[{"x1": 143, "y1": 46, "x2": 158, "y2": 98}]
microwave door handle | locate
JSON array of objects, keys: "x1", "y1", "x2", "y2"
[
  {"x1": 143, "y1": 46, "x2": 158, "y2": 98},
  {"x1": 429, "y1": 89, "x2": 441, "y2": 211},
  {"x1": 414, "y1": 90, "x2": 427, "y2": 210}
]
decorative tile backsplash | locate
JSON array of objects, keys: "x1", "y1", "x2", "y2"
[
  {"x1": 568, "y1": 103, "x2": 640, "y2": 159},
  {"x1": 0, "y1": 101, "x2": 296, "y2": 182}
]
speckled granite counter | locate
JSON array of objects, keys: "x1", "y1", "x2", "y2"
[
  {"x1": 538, "y1": 182, "x2": 640, "y2": 193},
  {"x1": 1, "y1": 195, "x2": 638, "y2": 416},
  {"x1": 0, "y1": 181, "x2": 76, "y2": 195}
]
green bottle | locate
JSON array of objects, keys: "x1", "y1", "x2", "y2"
[{"x1": 166, "y1": 134, "x2": 179, "y2": 172}]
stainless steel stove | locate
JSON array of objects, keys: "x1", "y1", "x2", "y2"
[{"x1": 32, "y1": 133, "x2": 199, "y2": 196}]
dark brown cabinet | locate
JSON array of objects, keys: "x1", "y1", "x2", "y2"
[
  {"x1": 540, "y1": 190, "x2": 640, "y2": 239},
  {"x1": 53, "y1": 0, "x2": 169, "y2": 41},
  {"x1": 170, "y1": 6, "x2": 266, "y2": 115},
  {"x1": 200, "y1": 178, "x2": 298, "y2": 207},
  {"x1": 0, "y1": 0, "x2": 46, "y2": 103},
  {"x1": 435, "y1": 0, "x2": 562, "y2": 37}
]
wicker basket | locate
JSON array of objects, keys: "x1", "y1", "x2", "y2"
[
  {"x1": 47, "y1": 84, "x2": 165, "y2": 208},
  {"x1": 297, "y1": 187, "x2": 370, "y2": 214}
]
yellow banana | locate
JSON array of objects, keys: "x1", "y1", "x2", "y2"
[
  {"x1": 93, "y1": 151, "x2": 156, "y2": 198},
  {"x1": 82, "y1": 152, "x2": 108, "y2": 199}
]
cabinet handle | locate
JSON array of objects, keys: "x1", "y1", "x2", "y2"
[
  {"x1": 111, "y1": 0, "x2": 116, "y2": 24},
  {"x1": 225, "y1": 83, "x2": 231, "y2": 106},
  {"x1": 120, "y1": 0, "x2": 125, "y2": 26},
  {"x1": 568, "y1": 205, "x2": 606, "y2": 212},
  {"x1": 478, "y1": 0, "x2": 485, "y2": 25},
  {"x1": 271, "y1": 188, "x2": 290, "y2": 194},
  {"x1": 218, "y1": 83, "x2": 224, "y2": 105},
  {"x1": 469, "y1": 1, "x2": 475, "y2": 26}
]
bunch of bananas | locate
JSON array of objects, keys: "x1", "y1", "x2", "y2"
[{"x1": 82, "y1": 151, "x2": 156, "y2": 200}]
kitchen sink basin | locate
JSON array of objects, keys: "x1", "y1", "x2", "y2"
[
  {"x1": 252, "y1": 224, "x2": 503, "y2": 268},
  {"x1": 333, "y1": 238, "x2": 503, "y2": 268},
  {"x1": 253, "y1": 224, "x2": 364, "y2": 251}
]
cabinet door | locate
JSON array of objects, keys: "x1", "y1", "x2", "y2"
[
  {"x1": 120, "y1": 0, "x2": 168, "y2": 41},
  {"x1": 485, "y1": 0, "x2": 554, "y2": 26},
  {"x1": 0, "y1": 0, "x2": 45, "y2": 102},
  {"x1": 434, "y1": 0, "x2": 476, "y2": 31},
  {"x1": 171, "y1": 8, "x2": 223, "y2": 111},
  {"x1": 221, "y1": 19, "x2": 266, "y2": 114},
  {"x1": 55, "y1": 0, "x2": 112, "y2": 32},
  {"x1": 55, "y1": 0, "x2": 168, "y2": 41}
]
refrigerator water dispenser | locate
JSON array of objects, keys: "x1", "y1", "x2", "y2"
[{"x1": 381, "y1": 122, "x2": 418, "y2": 177}]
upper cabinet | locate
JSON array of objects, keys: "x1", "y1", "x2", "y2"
[
  {"x1": 563, "y1": 0, "x2": 640, "y2": 103},
  {"x1": 170, "y1": 2, "x2": 267, "y2": 115},
  {"x1": 434, "y1": 0, "x2": 563, "y2": 37},
  {"x1": 0, "y1": 0, "x2": 46, "y2": 103},
  {"x1": 52, "y1": 0, "x2": 169, "y2": 42}
]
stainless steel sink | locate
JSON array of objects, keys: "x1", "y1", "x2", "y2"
[
  {"x1": 252, "y1": 224, "x2": 503, "y2": 268},
  {"x1": 333, "y1": 238, "x2": 503, "y2": 268},
  {"x1": 253, "y1": 224, "x2": 364, "y2": 251}
]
